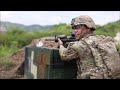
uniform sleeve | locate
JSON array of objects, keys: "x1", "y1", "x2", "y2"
[{"x1": 59, "y1": 42, "x2": 79, "y2": 61}]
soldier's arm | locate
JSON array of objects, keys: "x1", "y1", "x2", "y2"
[{"x1": 59, "y1": 42, "x2": 79, "y2": 61}]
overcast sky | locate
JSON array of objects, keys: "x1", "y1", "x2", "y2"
[{"x1": 0, "y1": 11, "x2": 120, "y2": 26}]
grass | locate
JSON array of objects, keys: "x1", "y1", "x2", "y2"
[
  {"x1": 0, "y1": 45, "x2": 18, "y2": 56},
  {"x1": 0, "y1": 45, "x2": 18, "y2": 69}
]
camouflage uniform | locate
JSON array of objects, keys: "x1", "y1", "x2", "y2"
[
  {"x1": 59, "y1": 34, "x2": 107, "y2": 79},
  {"x1": 59, "y1": 15, "x2": 107, "y2": 79}
]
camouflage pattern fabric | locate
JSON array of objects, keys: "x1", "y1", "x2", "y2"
[
  {"x1": 82, "y1": 35, "x2": 120, "y2": 79},
  {"x1": 71, "y1": 15, "x2": 96, "y2": 30},
  {"x1": 59, "y1": 34, "x2": 98, "y2": 79},
  {"x1": 59, "y1": 34, "x2": 120, "y2": 79}
]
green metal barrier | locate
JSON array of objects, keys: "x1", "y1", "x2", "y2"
[{"x1": 24, "y1": 47, "x2": 77, "y2": 79}]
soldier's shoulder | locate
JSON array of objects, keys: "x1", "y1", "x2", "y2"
[
  {"x1": 91, "y1": 35, "x2": 113, "y2": 41},
  {"x1": 86, "y1": 34, "x2": 106, "y2": 41},
  {"x1": 90, "y1": 34, "x2": 106, "y2": 39},
  {"x1": 80, "y1": 34, "x2": 106, "y2": 46}
]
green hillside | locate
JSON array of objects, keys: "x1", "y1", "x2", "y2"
[
  {"x1": 47, "y1": 23, "x2": 73, "y2": 36},
  {"x1": 0, "y1": 21, "x2": 53, "y2": 31},
  {"x1": 95, "y1": 20, "x2": 120, "y2": 37},
  {"x1": 1, "y1": 20, "x2": 119, "y2": 37}
]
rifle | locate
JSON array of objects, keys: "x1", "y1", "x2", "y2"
[
  {"x1": 55, "y1": 32, "x2": 76, "y2": 43},
  {"x1": 46, "y1": 32, "x2": 77, "y2": 47}
]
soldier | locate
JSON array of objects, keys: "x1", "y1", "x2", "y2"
[{"x1": 58, "y1": 15, "x2": 112, "y2": 79}]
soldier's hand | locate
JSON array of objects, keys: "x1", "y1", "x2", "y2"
[{"x1": 58, "y1": 38, "x2": 63, "y2": 46}]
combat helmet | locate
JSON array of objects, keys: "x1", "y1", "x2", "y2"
[{"x1": 71, "y1": 15, "x2": 96, "y2": 30}]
